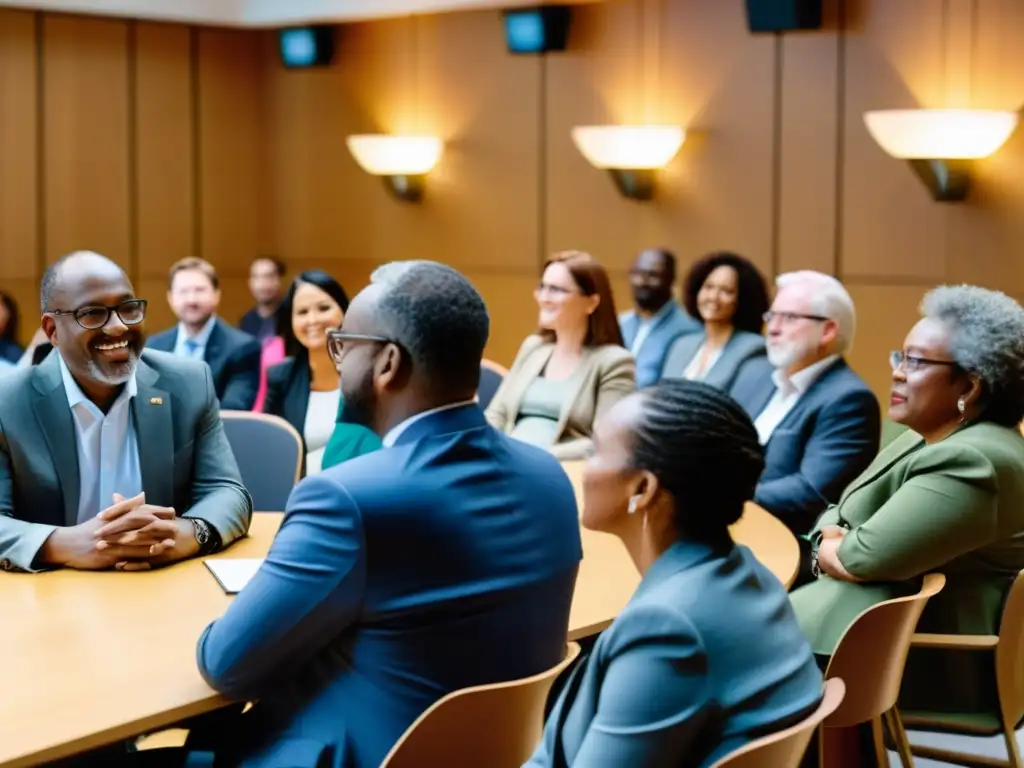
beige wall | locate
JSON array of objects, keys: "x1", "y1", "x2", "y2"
[{"x1": 3, "y1": 1, "x2": 1024, "y2": 404}]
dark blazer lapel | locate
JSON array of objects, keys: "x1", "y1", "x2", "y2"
[
  {"x1": 772, "y1": 358, "x2": 844, "y2": 433},
  {"x1": 203, "y1": 320, "x2": 226, "y2": 377},
  {"x1": 132, "y1": 361, "x2": 175, "y2": 507},
  {"x1": 31, "y1": 356, "x2": 81, "y2": 526},
  {"x1": 284, "y1": 361, "x2": 311, "y2": 435},
  {"x1": 748, "y1": 379, "x2": 776, "y2": 420}
]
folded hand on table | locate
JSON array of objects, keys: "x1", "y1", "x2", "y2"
[{"x1": 38, "y1": 492, "x2": 199, "y2": 571}]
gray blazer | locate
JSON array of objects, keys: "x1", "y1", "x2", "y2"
[
  {"x1": 660, "y1": 330, "x2": 766, "y2": 392},
  {"x1": 0, "y1": 349, "x2": 252, "y2": 572},
  {"x1": 526, "y1": 540, "x2": 823, "y2": 767}
]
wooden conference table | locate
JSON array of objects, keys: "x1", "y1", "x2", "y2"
[{"x1": 0, "y1": 464, "x2": 798, "y2": 767}]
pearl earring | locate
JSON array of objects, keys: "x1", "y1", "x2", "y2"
[
  {"x1": 627, "y1": 496, "x2": 639, "y2": 514},
  {"x1": 957, "y1": 397, "x2": 966, "y2": 415}
]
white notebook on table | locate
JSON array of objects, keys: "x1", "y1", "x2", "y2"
[{"x1": 205, "y1": 558, "x2": 264, "y2": 594}]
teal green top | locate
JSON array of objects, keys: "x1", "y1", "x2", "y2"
[{"x1": 321, "y1": 395, "x2": 383, "y2": 471}]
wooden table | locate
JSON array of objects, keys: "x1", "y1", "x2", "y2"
[{"x1": 0, "y1": 466, "x2": 798, "y2": 767}]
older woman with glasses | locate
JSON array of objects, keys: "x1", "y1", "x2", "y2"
[{"x1": 790, "y1": 285, "x2": 1024, "y2": 761}]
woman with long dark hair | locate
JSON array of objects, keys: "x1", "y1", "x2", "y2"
[{"x1": 263, "y1": 270, "x2": 380, "y2": 475}]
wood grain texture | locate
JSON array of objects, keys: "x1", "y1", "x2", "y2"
[
  {"x1": 134, "y1": 22, "x2": 194, "y2": 280},
  {"x1": 196, "y1": 28, "x2": 265, "y2": 279},
  {"x1": 0, "y1": 10, "x2": 39, "y2": 287},
  {"x1": 42, "y1": 15, "x2": 131, "y2": 268}
]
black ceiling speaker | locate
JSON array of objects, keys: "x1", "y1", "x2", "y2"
[{"x1": 745, "y1": 0, "x2": 823, "y2": 32}]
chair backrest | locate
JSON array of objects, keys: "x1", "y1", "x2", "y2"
[
  {"x1": 380, "y1": 642, "x2": 581, "y2": 768},
  {"x1": 220, "y1": 411, "x2": 303, "y2": 511},
  {"x1": 709, "y1": 678, "x2": 846, "y2": 768},
  {"x1": 478, "y1": 359, "x2": 508, "y2": 411},
  {"x1": 996, "y1": 570, "x2": 1024, "y2": 728},
  {"x1": 824, "y1": 572, "x2": 945, "y2": 728}
]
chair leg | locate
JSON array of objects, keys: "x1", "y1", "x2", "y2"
[
  {"x1": 886, "y1": 709, "x2": 914, "y2": 768},
  {"x1": 1002, "y1": 714, "x2": 1022, "y2": 768},
  {"x1": 870, "y1": 716, "x2": 890, "y2": 767}
]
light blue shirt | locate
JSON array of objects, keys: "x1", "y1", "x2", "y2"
[
  {"x1": 627, "y1": 300, "x2": 675, "y2": 356},
  {"x1": 173, "y1": 315, "x2": 217, "y2": 360},
  {"x1": 58, "y1": 353, "x2": 143, "y2": 523}
]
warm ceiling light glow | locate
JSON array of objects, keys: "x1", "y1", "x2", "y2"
[
  {"x1": 863, "y1": 109, "x2": 1018, "y2": 160},
  {"x1": 346, "y1": 134, "x2": 443, "y2": 175},
  {"x1": 571, "y1": 125, "x2": 685, "y2": 169}
]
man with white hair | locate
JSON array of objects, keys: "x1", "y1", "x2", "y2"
[{"x1": 731, "y1": 270, "x2": 880, "y2": 580}]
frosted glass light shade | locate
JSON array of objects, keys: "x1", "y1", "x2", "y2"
[
  {"x1": 570, "y1": 125, "x2": 685, "y2": 169},
  {"x1": 346, "y1": 134, "x2": 443, "y2": 175},
  {"x1": 864, "y1": 109, "x2": 1018, "y2": 160}
]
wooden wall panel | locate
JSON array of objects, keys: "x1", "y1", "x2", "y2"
[
  {"x1": 134, "y1": 22, "x2": 194, "y2": 282},
  {"x1": 43, "y1": 15, "x2": 131, "y2": 268},
  {"x1": 196, "y1": 27, "x2": 266, "y2": 323},
  {"x1": 778, "y1": 0, "x2": 840, "y2": 275},
  {"x1": 546, "y1": 0, "x2": 775, "y2": 283},
  {"x1": 0, "y1": 9, "x2": 39, "y2": 300},
  {"x1": 840, "y1": 0, "x2": 946, "y2": 281}
]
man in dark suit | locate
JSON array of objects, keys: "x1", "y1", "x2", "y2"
[
  {"x1": 189, "y1": 261, "x2": 583, "y2": 768},
  {"x1": 238, "y1": 256, "x2": 285, "y2": 344},
  {"x1": 731, "y1": 270, "x2": 880, "y2": 571},
  {"x1": 0, "y1": 251, "x2": 252, "y2": 574},
  {"x1": 146, "y1": 257, "x2": 261, "y2": 411},
  {"x1": 618, "y1": 248, "x2": 699, "y2": 388}
]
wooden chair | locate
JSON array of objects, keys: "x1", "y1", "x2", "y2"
[
  {"x1": 901, "y1": 570, "x2": 1024, "y2": 768},
  {"x1": 709, "y1": 678, "x2": 846, "y2": 768},
  {"x1": 380, "y1": 642, "x2": 581, "y2": 767},
  {"x1": 220, "y1": 411, "x2": 303, "y2": 511},
  {"x1": 822, "y1": 572, "x2": 946, "y2": 768}
]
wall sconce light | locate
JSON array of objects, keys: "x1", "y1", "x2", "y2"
[
  {"x1": 863, "y1": 109, "x2": 1018, "y2": 202},
  {"x1": 345, "y1": 134, "x2": 443, "y2": 202},
  {"x1": 570, "y1": 125, "x2": 685, "y2": 200}
]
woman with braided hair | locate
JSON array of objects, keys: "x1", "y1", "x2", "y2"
[{"x1": 525, "y1": 379, "x2": 822, "y2": 767}]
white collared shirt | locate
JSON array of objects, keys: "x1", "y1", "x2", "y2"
[
  {"x1": 754, "y1": 354, "x2": 840, "y2": 445},
  {"x1": 628, "y1": 301, "x2": 674, "y2": 356},
  {"x1": 58, "y1": 353, "x2": 143, "y2": 523},
  {"x1": 382, "y1": 400, "x2": 479, "y2": 447},
  {"x1": 173, "y1": 315, "x2": 217, "y2": 360}
]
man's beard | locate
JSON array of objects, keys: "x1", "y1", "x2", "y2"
[
  {"x1": 340, "y1": 366, "x2": 378, "y2": 432},
  {"x1": 86, "y1": 347, "x2": 139, "y2": 386},
  {"x1": 633, "y1": 287, "x2": 670, "y2": 312}
]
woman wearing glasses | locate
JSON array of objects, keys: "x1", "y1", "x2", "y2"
[
  {"x1": 263, "y1": 270, "x2": 380, "y2": 476},
  {"x1": 790, "y1": 285, "x2": 1024, "y2": 762},
  {"x1": 485, "y1": 251, "x2": 635, "y2": 461},
  {"x1": 659, "y1": 251, "x2": 770, "y2": 393}
]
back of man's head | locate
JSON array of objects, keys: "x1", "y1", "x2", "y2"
[{"x1": 370, "y1": 261, "x2": 490, "y2": 397}]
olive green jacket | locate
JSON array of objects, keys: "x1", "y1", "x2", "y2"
[{"x1": 791, "y1": 421, "x2": 1024, "y2": 656}]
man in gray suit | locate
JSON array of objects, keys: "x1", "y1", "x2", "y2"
[{"x1": 0, "y1": 251, "x2": 251, "y2": 574}]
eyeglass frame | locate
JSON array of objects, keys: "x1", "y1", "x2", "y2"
[
  {"x1": 326, "y1": 330, "x2": 403, "y2": 367},
  {"x1": 762, "y1": 310, "x2": 830, "y2": 325},
  {"x1": 889, "y1": 350, "x2": 960, "y2": 373},
  {"x1": 45, "y1": 299, "x2": 148, "y2": 330}
]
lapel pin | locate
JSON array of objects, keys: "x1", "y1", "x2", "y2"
[{"x1": 150, "y1": 397, "x2": 163, "y2": 406}]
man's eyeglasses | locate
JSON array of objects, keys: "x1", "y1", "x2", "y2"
[
  {"x1": 762, "y1": 311, "x2": 830, "y2": 325},
  {"x1": 889, "y1": 350, "x2": 959, "y2": 373},
  {"x1": 326, "y1": 330, "x2": 398, "y2": 366},
  {"x1": 47, "y1": 299, "x2": 147, "y2": 330}
]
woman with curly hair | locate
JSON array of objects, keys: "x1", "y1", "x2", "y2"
[
  {"x1": 659, "y1": 251, "x2": 770, "y2": 392},
  {"x1": 792, "y1": 284, "x2": 1024, "y2": 734}
]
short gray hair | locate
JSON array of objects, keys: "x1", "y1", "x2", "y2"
[
  {"x1": 776, "y1": 270, "x2": 856, "y2": 353},
  {"x1": 370, "y1": 260, "x2": 489, "y2": 393},
  {"x1": 921, "y1": 285, "x2": 1024, "y2": 427}
]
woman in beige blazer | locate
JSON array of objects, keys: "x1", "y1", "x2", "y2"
[{"x1": 486, "y1": 251, "x2": 635, "y2": 460}]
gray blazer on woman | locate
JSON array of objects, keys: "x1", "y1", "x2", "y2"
[
  {"x1": 660, "y1": 329, "x2": 766, "y2": 392},
  {"x1": 525, "y1": 540, "x2": 823, "y2": 767}
]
